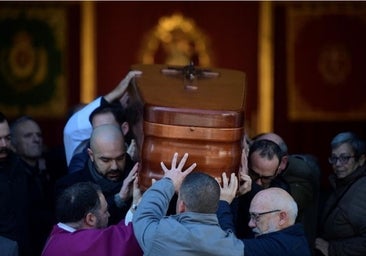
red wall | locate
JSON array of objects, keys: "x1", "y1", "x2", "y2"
[{"x1": 95, "y1": 1, "x2": 259, "y2": 128}]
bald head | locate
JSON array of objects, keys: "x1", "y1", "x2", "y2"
[
  {"x1": 88, "y1": 124, "x2": 127, "y2": 181},
  {"x1": 90, "y1": 124, "x2": 124, "y2": 151},
  {"x1": 251, "y1": 187, "x2": 298, "y2": 225}
]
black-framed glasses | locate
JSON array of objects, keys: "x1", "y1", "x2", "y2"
[
  {"x1": 248, "y1": 165, "x2": 280, "y2": 182},
  {"x1": 328, "y1": 155, "x2": 355, "y2": 165},
  {"x1": 249, "y1": 209, "x2": 281, "y2": 222}
]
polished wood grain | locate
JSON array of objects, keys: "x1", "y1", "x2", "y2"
[{"x1": 131, "y1": 64, "x2": 246, "y2": 190}]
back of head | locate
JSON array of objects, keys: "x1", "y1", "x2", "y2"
[
  {"x1": 56, "y1": 182, "x2": 101, "y2": 223},
  {"x1": 179, "y1": 172, "x2": 220, "y2": 213},
  {"x1": 249, "y1": 139, "x2": 283, "y2": 161},
  {"x1": 0, "y1": 112, "x2": 7, "y2": 123},
  {"x1": 253, "y1": 187, "x2": 298, "y2": 225},
  {"x1": 89, "y1": 103, "x2": 126, "y2": 126},
  {"x1": 253, "y1": 132, "x2": 288, "y2": 155},
  {"x1": 331, "y1": 132, "x2": 366, "y2": 160}
]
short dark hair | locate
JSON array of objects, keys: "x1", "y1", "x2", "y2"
[
  {"x1": 0, "y1": 112, "x2": 7, "y2": 123},
  {"x1": 249, "y1": 139, "x2": 283, "y2": 162},
  {"x1": 56, "y1": 182, "x2": 102, "y2": 223},
  {"x1": 89, "y1": 103, "x2": 127, "y2": 126},
  {"x1": 179, "y1": 172, "x2": 220, "y2": 214}
]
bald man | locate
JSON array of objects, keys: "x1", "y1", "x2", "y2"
[
  {"x1": 254, "y1": 132, "x2": 320, "y2": 250},
  {"x1": 218, "y1": 174, "x2": 311, "y2": 256},
  {"x1": 56, "y1": 124, "x2": 139, "y2": 225}
]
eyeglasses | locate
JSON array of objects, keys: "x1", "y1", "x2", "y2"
[
  {"x1": 248, "y1": 165, "x2": 280, "y2": 182},
  {"x1": 249, "y1": 209, "x2": 281, "y2": 222},
  {"x1": 328, "y1": 155, "x2": 355, "y2": 165}
]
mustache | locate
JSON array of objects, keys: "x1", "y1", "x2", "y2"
[
  {"x1": 0, "y1": 147, "x2": 10, "y2": 154},
  {"x1": 107, "y1": 169, "x2": 123, "y2": 175}
]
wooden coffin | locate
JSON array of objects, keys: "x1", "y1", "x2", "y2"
[{"x1": 130, "y1": 64, "x2": 246, "y2": 190}]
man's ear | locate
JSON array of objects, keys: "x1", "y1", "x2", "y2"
[
  {"x1": 121, "y1": 121, "x2": 129, "y2": 136},
  {"x1": 278, "y1": 155, "x2": 288, "y2": 174},
  {"x1": 84, "y1": 212, "x2": 97, "y2": 228},
  {"x1": 87, "y1": 148, "x2": 94, "y2": 162},
  {"x1": 358, "y1": 154, "x2": 366, "y2": 167},
  {"x1": 177, "y1": 200, "x2": 186, "y2": 214},
  {"x1": 278, "y1": 211, "x2": 288, "y2": 226}
]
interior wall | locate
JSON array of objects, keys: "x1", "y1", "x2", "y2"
[
  {"x1": 2, "y1": 2, "x2": 366, "y2": 189},
  {"x1": 273, "y1": 2, "x2": 366, "y2": 188},
  {"x1": 95, "y1": 1, "x2": 259, "y2": 134}
]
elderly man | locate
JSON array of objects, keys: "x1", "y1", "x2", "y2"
[
  {"x1": 218, "y1": 172, "x2": 311, "y2": 256},
  {"x1": 0, "y1": 112, "x2": 32, "y2": 256},
  {"x1": 56, "y1": 124, "x2": 139, "y2": 225},
  {"x1": 10, "y1": 116, "x2": 55, "y2": 256},
  {"x1": 253, "y1": 132, "x2": 320, "y2": 250},
  {"x1": 229, "y1": 139, "x2": 289, "y2": 239}
]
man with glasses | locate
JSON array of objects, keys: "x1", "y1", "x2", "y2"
[
  {"x1": 254, "y1": 132, "x2": 320, "y2": 252},
  {"x1": 224, "y1": 139, "x2": 290, "y2": 239},
  {"x1": 246, "y1": 139, "x2": 289, "y2": 190},
  {"x1": 218, "y1": 173, "x2": 311, "y2": 256}
]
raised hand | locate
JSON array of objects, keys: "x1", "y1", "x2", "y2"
[
  {"x1": 219, "y1": 172, "x2": 238, "y2": 204},
  {"x1": 160, "y1": 152, "x2": 196, "y2": 192},
  {"x1": 237, "y1": 172, "x2": 252, "y2": 196},
  {"x1": 118, "y1": 162, "x2": 140, "y2": 201},
  {"x1": 104, "y1": 70, "x2": 142, "y2": 103}
]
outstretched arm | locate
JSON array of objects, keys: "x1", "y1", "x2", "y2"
[
  {"x1": 63, "y1": 71, "x2": 141, "y2": 165},
  {"x1": 217, "y1": 172, "x2": 238, "y2": 232},
  {"x1": 133, "y1": 153, "x2": 196, "y2": 252}
]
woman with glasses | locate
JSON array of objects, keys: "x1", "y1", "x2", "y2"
[{"x1": 315, "y1": 132, "x2": 366, "y2": 256}]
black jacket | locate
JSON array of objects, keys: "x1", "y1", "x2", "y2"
[{"x1": 55, "y1": 155, "x2": 135, "y2": 225}]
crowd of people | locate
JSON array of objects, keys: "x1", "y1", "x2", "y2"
[{"x1": 0, "y1": 71, "x2": 365, "y2": 256}]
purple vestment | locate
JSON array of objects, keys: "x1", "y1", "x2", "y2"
[{"x1": 42, "y1": 221, "x2": 143, "y2": 256}]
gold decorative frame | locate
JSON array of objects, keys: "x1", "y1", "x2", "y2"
[
  {"x1": 0, "y1": 6, "x2": 67, "y2": 118},
  {"x1": 287, "y1": 3, "x2": 366, "y2": 121}
]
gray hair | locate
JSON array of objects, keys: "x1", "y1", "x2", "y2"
[{"x1": 331, "y1": 132, "x2": 366, "y2": 160}]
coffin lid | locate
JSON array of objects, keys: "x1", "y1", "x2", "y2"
[{"x1": 131, "y1": 64, "x2": 246, "y2": 128}]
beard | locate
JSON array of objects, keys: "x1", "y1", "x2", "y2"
[{"x1": 0, "y1": 147, "x2": 10, "y2": 162}]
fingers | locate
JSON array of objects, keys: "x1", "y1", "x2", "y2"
[
  {"x1": 133, "y1": 175, "x2": 139, "y2": 187},
  {"x1": 240, "y1": 150, "x2": 248, "y2": 175},
  {"x1": 161, "y1": 152, "x2": 196, "y2": 174},
  {"x1": 160, "y1": 161, "x2": 168, "y2": 173},
  {"x1": 238, "y1": 173, "x2": 252, "y2": 196},
  {"x1": 184, "y1": 162, "x2": 197, "y2": 175},
  {"x1": 129, "y1": 70, "x2": 142, "y2": 77},
  {"x1": 127, "y1": 163, "x2": 139, "y2": 180},
  {"x1": 229, "y1": 172, "x2": 238, "y2": 191},
  {"x1": 177, "y1": 153, "x2": 188, "y2": 170},
  {"x1": 219, "y1": 172, "x2": 238, "y2": 204},
  {"x1": 171, "y1": 152, "x2": 178, "y2": 170},
  {"x1": 221, "y1": 172, "x2": 228, "y2": 187}
]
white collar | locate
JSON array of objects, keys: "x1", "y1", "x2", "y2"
[{"x1": 57, "y1": 222, "x2": 77, "y2": 233}]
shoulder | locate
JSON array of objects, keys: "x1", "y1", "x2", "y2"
[{"x1": 286, "y1": 155, "x2": 319, "y2": 178}]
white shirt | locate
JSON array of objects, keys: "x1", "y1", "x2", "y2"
[{"x1": 63, "y1": 97, "x2": 102, "y2": 165}]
